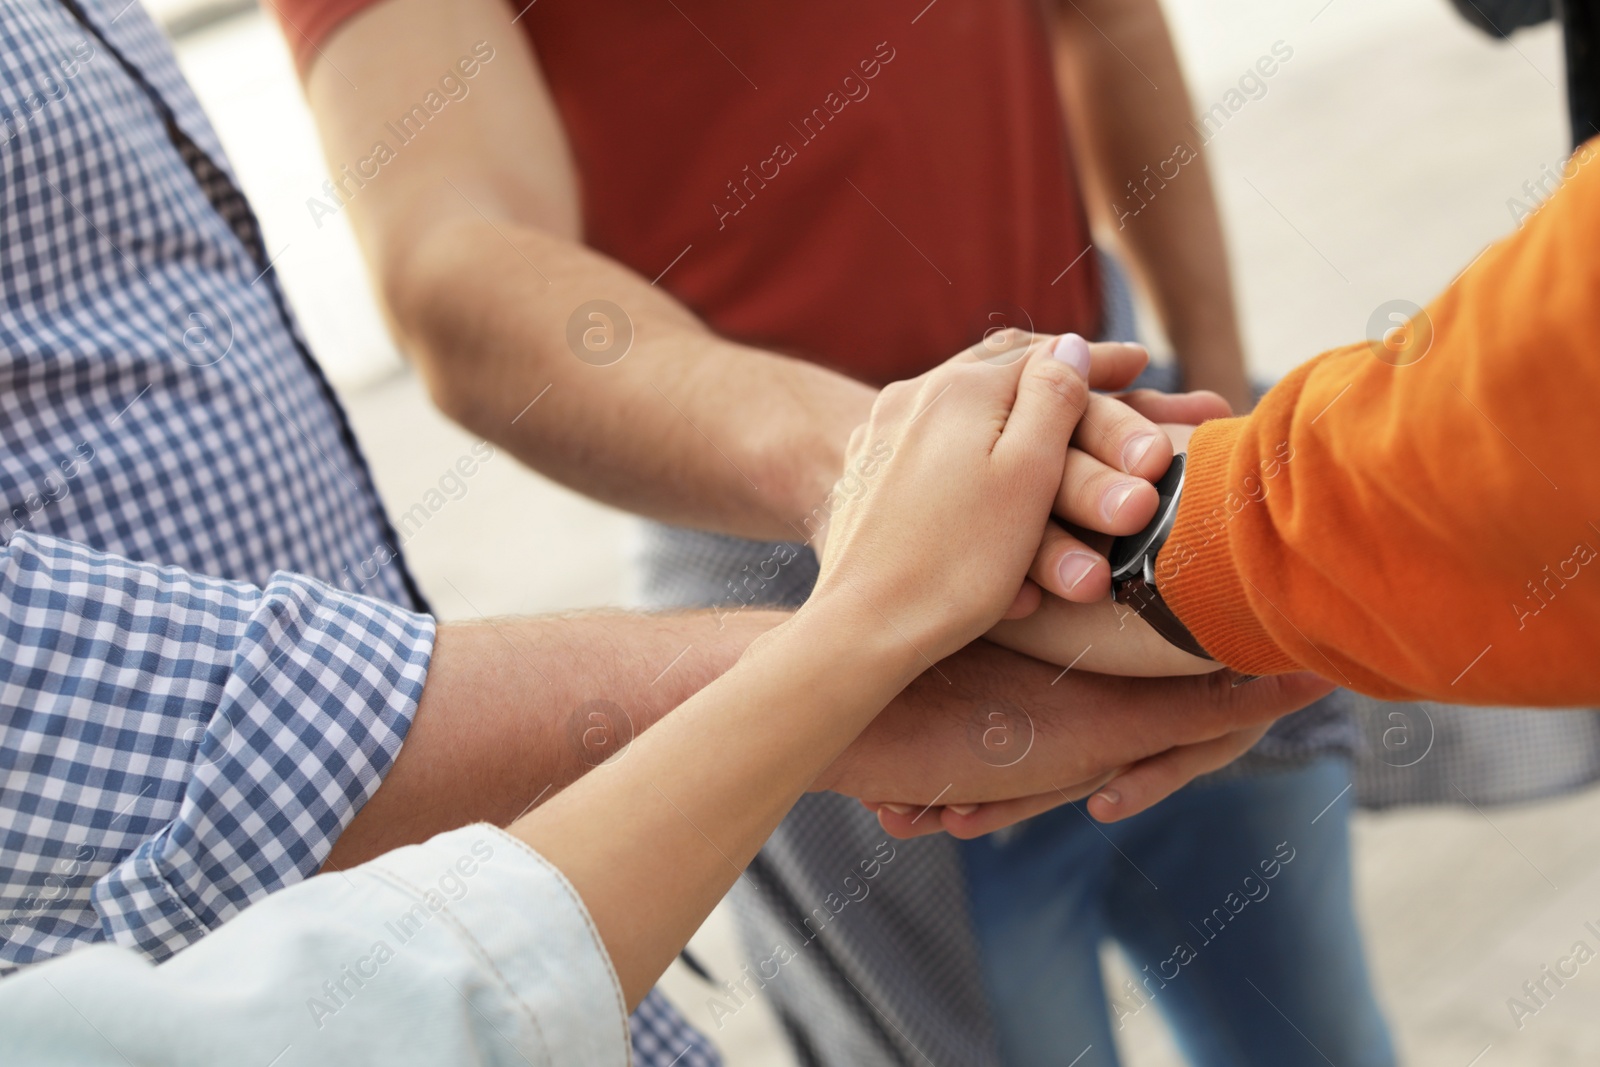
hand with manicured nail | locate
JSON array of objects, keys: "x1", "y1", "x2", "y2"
[
  {"x1": 964, "y1": 335, "x2": 1232, "y2": 611},
  {"x1": 980, "y1": 420, "x2": 1224, "y2": 678},
  {"x1": 1024, "y1": 384, "x2": 1228, "y2": 607},
  {"x1": 828, "y1": 332, "x2": 1223, "y2": 614},
  {"x1": 820, "y1": 332, "x2": 1231, "y2": 672},
  {"x1": 809, "y1": 333, "x2": 1103, "y2": 662}
]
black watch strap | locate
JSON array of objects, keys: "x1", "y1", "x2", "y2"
[{"x1": 1114, "y1": 568, "x2": 1212, "y2": 660}]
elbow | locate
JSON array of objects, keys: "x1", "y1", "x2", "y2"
[
  {"x1": 416, "y1": 348, "x2": 490, "y2": 435},
  {"x1": 376, "y1": 232, "x2": 500, "y2": 433}
]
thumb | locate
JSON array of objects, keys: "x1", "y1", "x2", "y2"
[
  {"x1": 996, "y1": 334, "x2": 1091, "y2": 471},
  {"x1": 1189, "y1": 670, "x2": 1336, "y2": 735}
]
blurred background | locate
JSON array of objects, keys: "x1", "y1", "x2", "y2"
[{"x1": 147, "y1": 0, "x2": 1600, "y2": 1062}]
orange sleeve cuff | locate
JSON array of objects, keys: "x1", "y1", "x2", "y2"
[{"x1": 1156, "y1": 419, "x2": 1304, "y2": 677}]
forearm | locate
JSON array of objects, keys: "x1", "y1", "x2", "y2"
[
  {"x1": 1160, "y1": 147, "x2": 1600, "y2": 704},
  {"x1": 326, "y1": 607, "x2": 791, "y2": 869},
  {"x1": 303, "y1": 0, "x2": 873, "y2": 542},
  {"x1": 507, "y1": 331, "x2": 1327, "y2": 1006},
  {"x1": 390, "y1": 215, "x2": 872, "y2": 540},
  {"x1": 510, "y1": 608, "x2": 916, "y2": 1006},
  {"x1": 1052, "y1": 0, "x2": 1250, "y2": 408},
  {"x1": 986, "y1": 593, "x2": 1218, "y2": 677}
]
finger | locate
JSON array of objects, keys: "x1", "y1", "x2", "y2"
[
  {"x1": 960, "y1": 330, "x2": 1147, "y2": 388},
  {"x1": 927, "y1": 334, "x2": 1054, "y2": 428},
  {"x1": 1085, "y1": 342, "x2": 1150, "y2": 391},
  {"x1": 935, "y1": 792, "x2": 1068, "y2": 839},
  {"x1": 1193, "y1": 670, "x2": 1336, "y2": 734},
  {"x1": 1072, "y1": 392, "x2": 1173, "y2": 482},
  {"x1": 1000, "y1": 578, "x2": 1043, "y2": 620},
  {"x1": 871, "y1": 801, "x2": 957, "y2": 839},
  {"x1": 1052, "y1": 447, "x2": 1158, "y2": 537},
  {"x1": 1028, "y1": 522, "x2": 1111, "y2": 602},
  {"x1": 1125, "y1": 669, "x2": 1334, "y2": 742},
  {"x1": 1088, "y1": 725, "x2": 1271, "y2": 823},
  {"x1": 957, "y1": 328, "x2": 1054, "y2": 367},
  {"x1": 868, "y1": 766, "x2": 1116, "y2": 840},
  {"x1": 995, "y1": 334, "x2": 1091, "y2": 471},
  {"x1": 1115, "y1": 388, "x2": 1233, "y2": 425},
  {"x1": 937, "y1": 766, "x2": 1123, "y2": 838}
]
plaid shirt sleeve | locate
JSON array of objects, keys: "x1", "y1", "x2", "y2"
[{"x1": 0, "y1": 532, "x2": 434, "y2": 969}]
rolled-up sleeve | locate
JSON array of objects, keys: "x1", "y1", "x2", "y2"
[
  {"x1": 0, "y1": 533, "x2": 434, "y2": 969},
  {"x1": 0, "y1": 825, "x2": 631, "y2": 1067}
]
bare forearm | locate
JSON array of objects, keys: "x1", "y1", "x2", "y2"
[
  {"x1": 513, "y1": 608, "x2": 915, "y2": 1006},
  {"x1": 305, "y1": 0, "x2": 874, "y2": 542},
  {"x1": 325, "y1": 607, "x2": 790, "y2": 869},
  {"x1": 985, "y1": 593, "x2": 1217, "y2": 677},
  {"x1": 392, "y1": 216, "x2": 873, "y2": 540},
  {"x1": 1053, "y1": 0, "x2": 1250, "y2": 408}
]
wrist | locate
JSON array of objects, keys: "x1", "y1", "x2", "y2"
[
  {"x1": 783, "y1": 451, "x2": 848, "y2": 548},
  {"x1": 763, "y1": 380, "x2": 874, "y2": 547},
  {"x1": 772, "y1": 595, "x2": 927, "y2": 697},
  {"x1": 1156, "y1": 418, "x2": 1301, "y2": 675}
]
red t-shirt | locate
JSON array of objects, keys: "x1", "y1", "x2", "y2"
[{"x1": 277, "y1": 0, "x2": 1102, "y2": 386}]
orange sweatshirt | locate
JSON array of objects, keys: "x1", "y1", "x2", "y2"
[{"x1": 1160, "y1": 140, "x2": 1600, "y2": 706}]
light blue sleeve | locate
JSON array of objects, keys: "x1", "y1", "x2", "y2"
[{"x1": 0, "y1": 825, "x2": 630, "y2": 1067}]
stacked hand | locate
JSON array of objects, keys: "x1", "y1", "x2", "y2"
[
  {"x1": 805, "y1": 333, "x2": 1328, "y2": 835},
  {"x1": 809, "y1": 332, "x2": 1113, "y2": 662}
]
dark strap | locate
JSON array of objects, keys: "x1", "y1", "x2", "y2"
[{"x1": 1114, "y1": 572, "x2": 1213, "y2": 661}]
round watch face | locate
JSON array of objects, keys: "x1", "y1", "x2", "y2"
[{"x1": 1109, "y1": 453, "x2": 1187, "y2": 580}]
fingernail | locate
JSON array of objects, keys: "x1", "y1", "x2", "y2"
[
  {"x1": 1094, "y1": 789, "x2": 1120, "y2": 806},
  {"x1": 1051, "y1": 333, "x2": 1092, "y2": 377},
  {"x1": 948, "y1": 804, "x2": 979, "y2": 816},
  {"x1": 1057, "y1": 552, "x2": 1099, "y2": 594},
  {"x1": 1102, "y1": 481, "x2": 1137, "y2": 524},
  {"x1": 1122, "y1": 433, "x2": 1158, "y2": 473},
  {"x1": 881, "y1": 803, "x2": 914, "y2": 815}
]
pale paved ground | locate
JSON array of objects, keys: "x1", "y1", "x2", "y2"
[{"x1": 152, "y1": 0, "x2": 1600, "y2": 1063}]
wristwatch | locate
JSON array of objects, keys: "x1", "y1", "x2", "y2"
[{"x1": 1107, "y1": 452, "x2": 1214, "y2": 661}]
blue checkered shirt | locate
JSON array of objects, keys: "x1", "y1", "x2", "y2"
[
  {"x1": 0, "y1": 2, "x2": 715, "y2": 1060},
  {"x1": 0, "y1": 532, "x2": 435, "y2": 966}
]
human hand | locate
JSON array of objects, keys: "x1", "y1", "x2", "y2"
[
  {"x1": 809, "y1": 333, "x2": 1233, "y2": 655},
  {"x1": 807, "y1": 335, "x2": 1166, "y2": 559},
  {"x1": 975, "y1": 353, "x2": 1227, "y2": 616},
  {"x1": 813, "y1": 639, "x2": 1330, "y2": 818},
  {"x1": 866, "y1": 719, "x2": 1273, "y2": 839},
  {"x1": 804, "y1": 335, "x2": 1095, "y2": 665},
  {"x1": 1029, "y1": 418, "x2": 1211, "y2": 604}
]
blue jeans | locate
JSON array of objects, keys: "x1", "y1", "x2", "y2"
[{"x1": 959, "y1": 757, "x2": 1395, "y2": 1067}]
